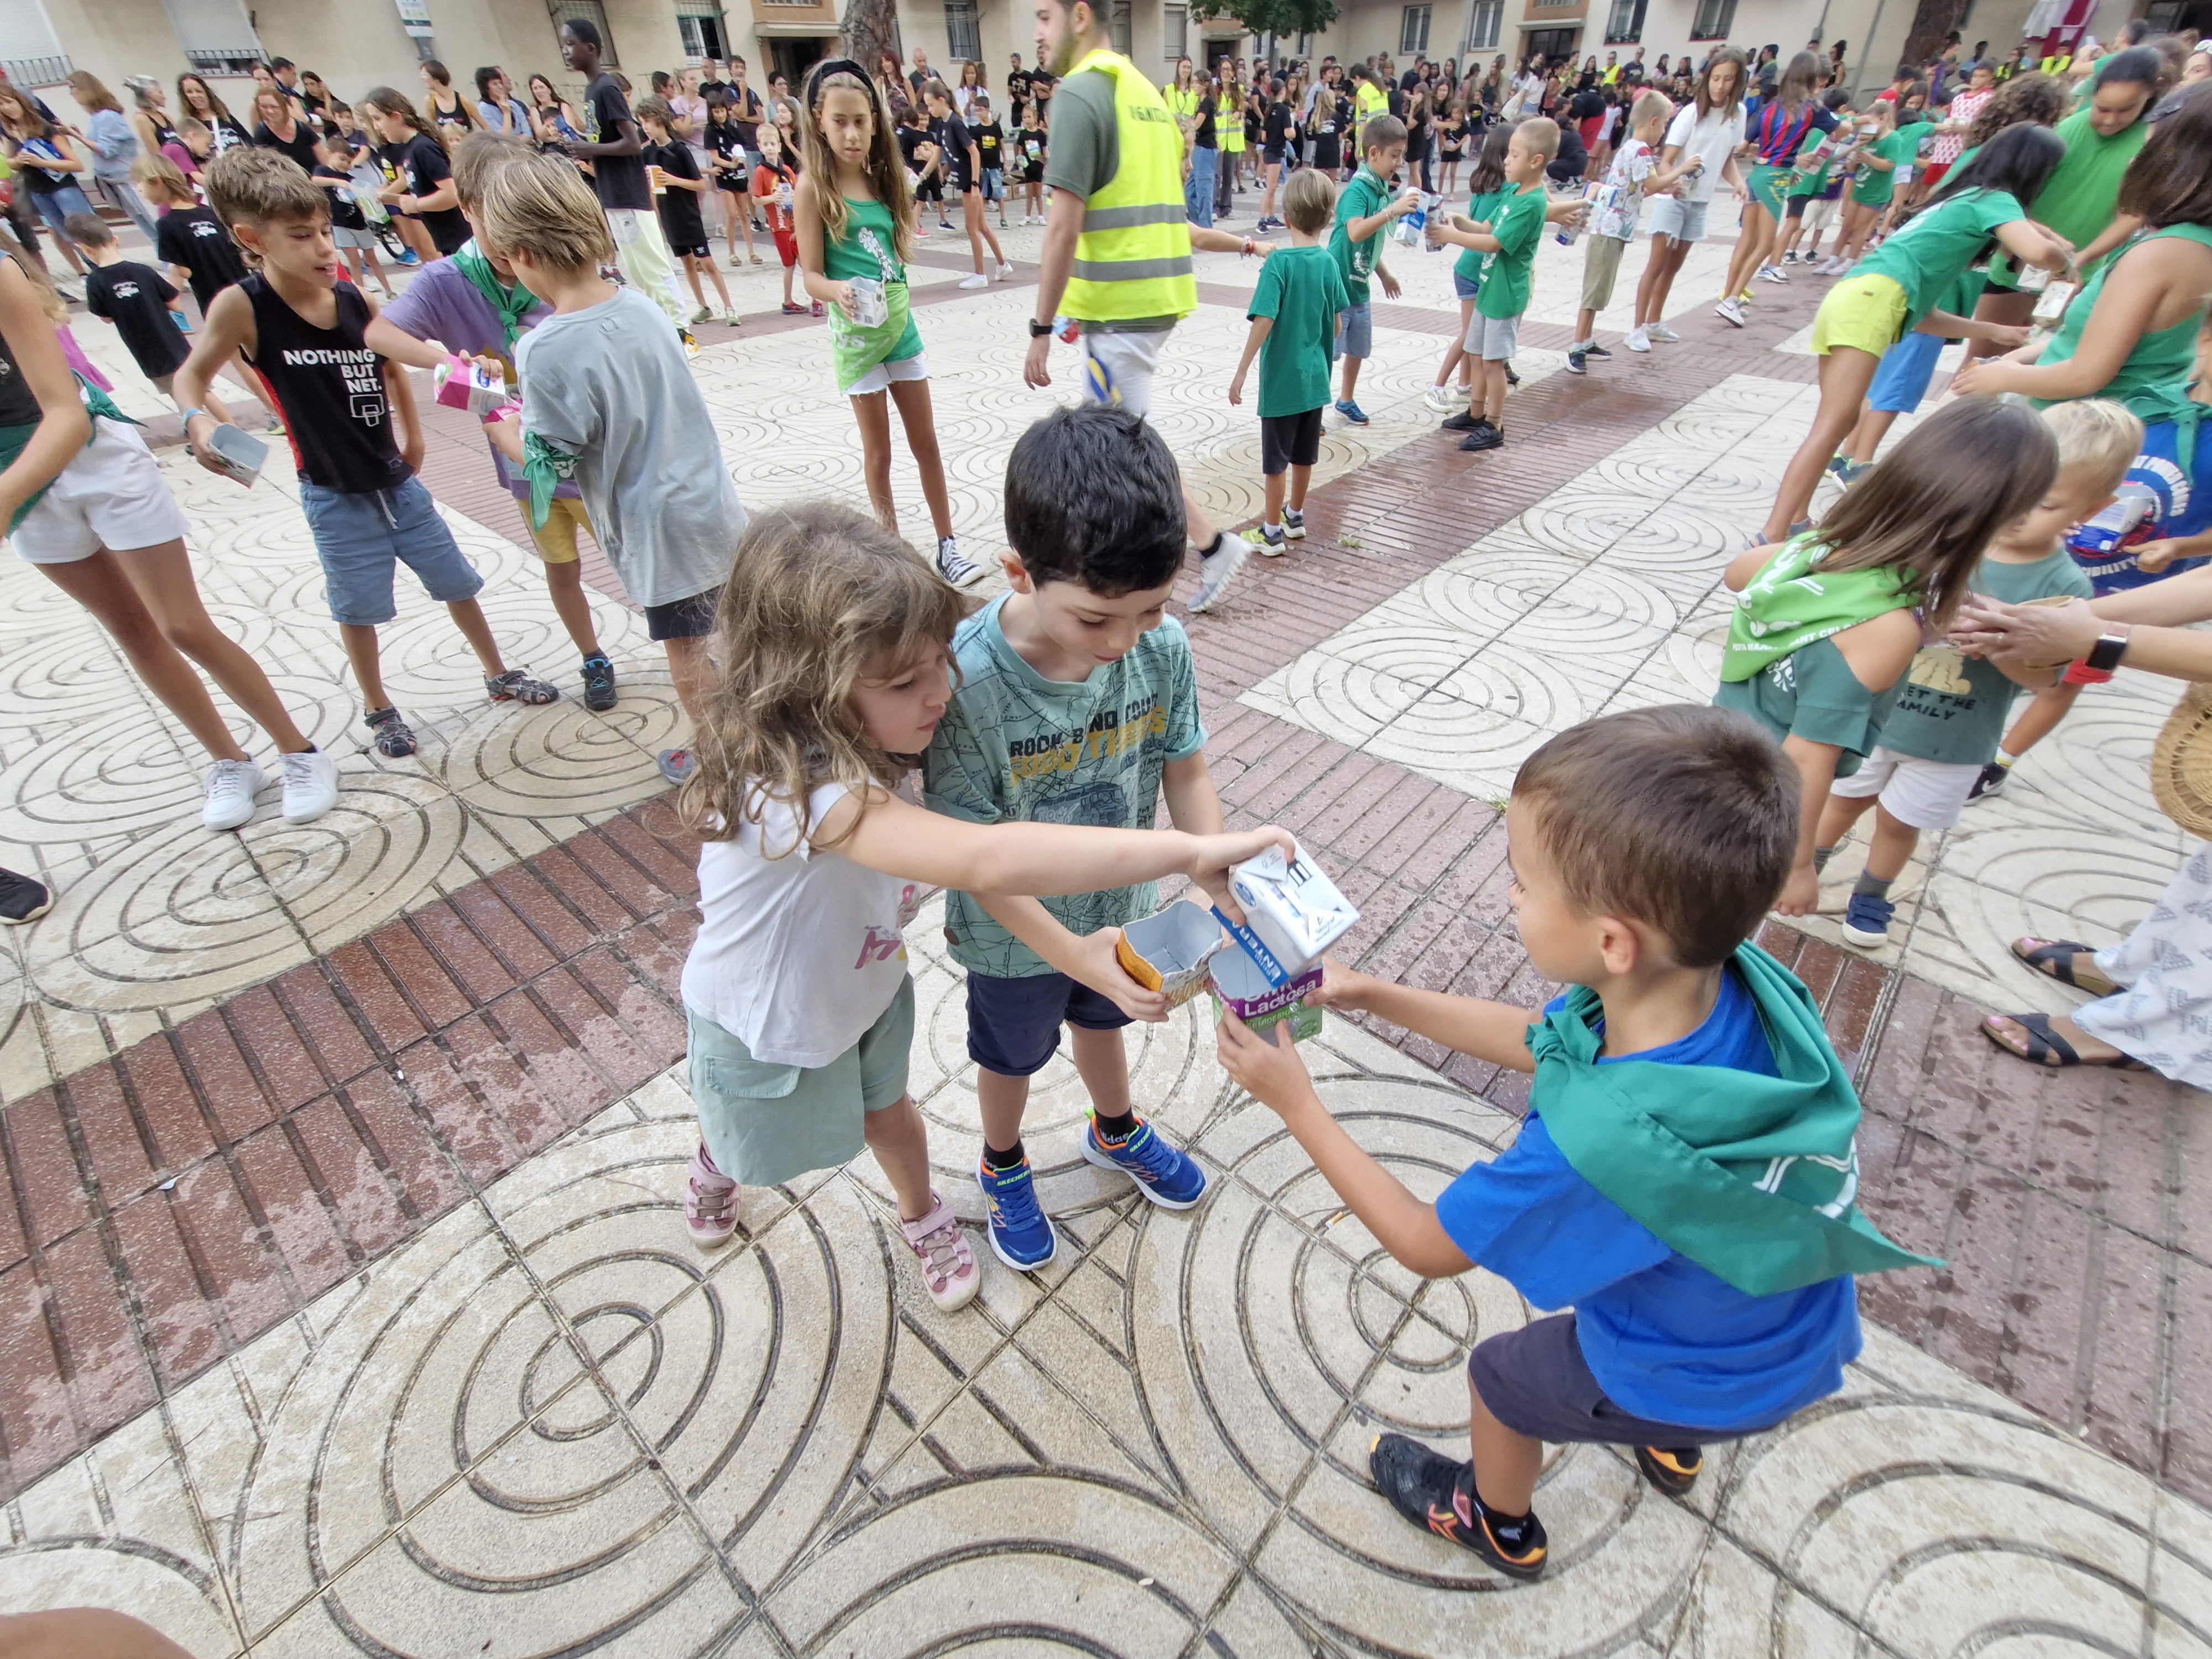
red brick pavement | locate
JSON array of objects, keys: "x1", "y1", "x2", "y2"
[{"x1": 9, "y1": 260, "x2": 2201, "y2": 1520}]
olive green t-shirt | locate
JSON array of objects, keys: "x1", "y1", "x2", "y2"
[{"x1": 1712, "y1": 635, "x2": 1904, "y2": 774}]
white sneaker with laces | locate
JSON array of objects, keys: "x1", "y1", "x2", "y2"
[
  {"x1": 996, "y1": 262, "x2": 1015, "y2": 280},
  {"x1": 959, "y1": 272, "x2": 990, "y2": 289},
  {"x1": 1421, "y1": 384, "x2": 1459, "y2": 414},
  {"x1": 1626, "y1": 326, "x2": 1652, "y2": 352},
  {"x1": 280, "y1": 750, "x2": 340, "y2": 824},
  {"x1": 202, "y1": 758, "x2": 267, "y2": 831},
  {"x1": 1187, "y1": 533, "x2": 1249, "y2": 612},
  {"x1": 901, "y1": 1189, "x2": 981, "y2": 1311},
  {"x1": 937, "y1": 537, "x2": 985, "y2": 586},
  {"x1": 1715, "y1": 298, "x2": 1747, "y2": 327},
  {"x1": 1646, "y1": 322, "x2": 1681, "y2": 343}
]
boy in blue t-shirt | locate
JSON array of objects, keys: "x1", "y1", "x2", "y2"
[
  {"x1": 922, "y1": 406, "x2": 1223, "y2": 1273},
  {"x1": 1218, "y1": 704, "x2": 1931, "y2": 1580}
]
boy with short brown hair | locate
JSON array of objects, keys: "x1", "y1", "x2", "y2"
[{"x1": 1218, "y1": 703, "x2": 1930, "y2": 1581}]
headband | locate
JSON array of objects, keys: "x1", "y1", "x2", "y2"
[{"x1": 806, "y1": 58, "x2": 873, "y2": 109}]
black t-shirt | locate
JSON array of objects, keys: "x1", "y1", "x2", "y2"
[
  {"x1": 1016, "y1": 124, "x2": 1046, "y2": 180},
  {"x1": 314, "y1": 163, "x2": 366, "y2": 230},
  {"x1": 9, "y1": 135, "x2": 73, "y2": 195},
  {"x1": 974, "y1": 119, "x2": 1004, "y2": 170},
  {"x1": 1311, "y1": 113, "x2": 1342, "y2": 170},
  {"x1": 154, "y1": 205, "x2": 248, "y2": 314},
  {"x1": 1192, "y1": 99, "x2": 1216, "y2": 149},
  {"x1": 583, "y1": 72, "x2": 651, "y2": 210},
  {"x1": 643, "y1": 139, "x2": 707, "y2": 244},
  {"x1": 898, "y1": 123, "x2": 932, "y2": 176},
  {"x1": 387, "y1": 134, "x2": 468, "y2": 253},
  {"x1": 1264, "y1": 102, "x2": 1293, "y2": 155},
  {"x1": 1009, "y1": 68, "x2": 1031, "y2": 108},
  {"x1": 239, "y1": 274, "x2": 408, "y2": 494},
  {"x1": 84, "y1": 260, "x2": 188, "y2": 378},
  {"x1": 719, "y1": 85, "x2": 763, "y2": 145},
  {"x1": 1569, "y1": 88, "x2": 1604, "y2": 122},
  {"x1": 0, "y1": 322, "x2": 41, "y2": 426},
  {"x1": 254, "y1": 120, "x2": 320, "y2": 173},
  {"x1": 933, "y1": 113, "x2": 974, "y2": 187},
  {"x1": 705, "y1": 119, "x2": 750, "y2": 182}
]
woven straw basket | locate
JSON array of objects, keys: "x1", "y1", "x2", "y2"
[{"x1": 2151, "y1": 682, "x2": 2212, "y2": 838}]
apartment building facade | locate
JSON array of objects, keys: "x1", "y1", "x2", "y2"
[{"x1": 2, "y1": 0, "x2": 2142, "y2": 137}]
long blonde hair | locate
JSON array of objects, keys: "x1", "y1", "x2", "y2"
[
  {"x1": 799, "y1": 65, "x2": 913, "y2": 264},
  {"x1": 679, "y1": 503, "x2": 974, "y2": 854}
]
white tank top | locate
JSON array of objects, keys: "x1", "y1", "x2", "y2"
[{"x1": 679, "y1": 781, "x2": 921, "y2": 1068}]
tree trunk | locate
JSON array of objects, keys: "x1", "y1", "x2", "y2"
[
  {"x1": 843, "y1": 0, "x2": 900, "y2": 79},
  {"x1": 1900, "y1": 0, "x2": 1968, "y2": 77}
]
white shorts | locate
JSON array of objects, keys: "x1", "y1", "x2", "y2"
[
  {"x1": 846, "y1": 350, "x2": 931, "y2": 397},
  {"x1": 1804, "y1": 196, "x2": 1839, "y2": 232},
  {"x1": 8, "y1": 418, "x2": 191, "y2": 564},
  {"x1": 1828, "y1": 745, "x2": 1981, "y2": 831},
  {"x1": 1463, "y1": 310, "x2": 1521, "y2": 362},
  {"x1": 1646, "y1": 196, "x2": 1710, "y2": 243},
  {"x1": 1082, "y1": 326, "x2": 1169, "y2": 421}
]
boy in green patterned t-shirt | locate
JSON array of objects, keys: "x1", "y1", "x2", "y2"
[
  {"x1": 1326, "y1": 113, "x2": 1420, "y2": 427},
  {"x1": 922, "y1": 406, "x2": 1223, "y2": 1273},
  {"x1": 1429, "y1": 117, "x2": 1557, "y2": 451}
]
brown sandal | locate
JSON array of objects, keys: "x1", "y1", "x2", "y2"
[{"x1": 2009, "y1": 937, "x2": 2121, "y2": 998}]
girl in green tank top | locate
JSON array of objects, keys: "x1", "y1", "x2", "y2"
[{"x1": 796, "y1": 61, "x2": 970, "y2": 581}]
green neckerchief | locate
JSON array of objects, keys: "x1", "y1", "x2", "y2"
[
  {"x1": 521, "y1": 430, "x2": 576, "y2": 531},
  {"x1": 1720, "y1": 532, "x2": 1913, "y2": 683},
  {"x1": 451, "y1": 239, "x2": 536, "y2": 354},
  {"x1": 3, "y1": 376, "x2": 137, "y2": 532},
  {"x1": 1528, "y1": 943, "x2": 1938, "y2": 1296}
]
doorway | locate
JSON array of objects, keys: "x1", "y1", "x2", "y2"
[
  {"x1": 769, "y1": 37, "x2": 830, "y2": 88},
  {"x1": 1526, "y1": 27, "x2": 1579, "y2": 62}
]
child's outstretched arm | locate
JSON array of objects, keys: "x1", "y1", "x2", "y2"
[
  {"x1": 1229, "y1": 314, "x2": 1272, "y2": 405},
  {"x1": 1301, "y1": 958, "x2": 1540, "y2": 1071},
  {"x1": 1216, "y1": 1013, "x2": 1475, "y2": 1278}
]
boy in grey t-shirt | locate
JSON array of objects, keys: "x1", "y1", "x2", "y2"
[{"x1": 484, "y1": 149, "x2": 744, "y2": 783}]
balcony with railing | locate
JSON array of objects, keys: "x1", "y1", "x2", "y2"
[{"x1": 1, "y1": 55, "x2": 72, "y2": 87}]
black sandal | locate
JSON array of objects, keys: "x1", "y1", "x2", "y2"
[
  {"x1": 1980, "y1": 1011, "x2": 2145, "y2": 1070},
  {"x1": 2009, "y1": 937, "x2": 2122, "y2": 997},
  {"x1": 487, "y1": 669, "x2": 561, "y2": 706},
  {"x1": 364, "y1": 706, "x2": 416, "y2": 758}
]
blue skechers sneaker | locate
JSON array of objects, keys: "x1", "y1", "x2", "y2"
[
  {"x1": 978, "y1": 1153, "x2": 1057, "y2": 1271},
  {"x1": 1332, "y1": 398, "x2": 1370, "y2": 426},
  {"x1": 1840, "y1": 890, "x2": 1896, "y2": 950},
  {"x1": 1082, "y1": 1116, "x2": 1208, "y2": 1209}
]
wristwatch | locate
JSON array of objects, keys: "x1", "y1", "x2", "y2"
[
  {"x1": 2060, "y1": 625, "x2": 2131, "y2": 685},
  {"x1": 1026, "y1": 317, "x2": 1055, "y2": 338}
]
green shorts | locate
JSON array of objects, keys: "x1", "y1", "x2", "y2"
[
  {"x1": 686, "y1": 975, "x2": 914, "y2": 1187},
  {"x1": 1748, "y1": 163, "x2": 1793, "y2": 218},
  {"x1": 1809, "y1": 272, "x2": 1909, "y2": 359}
]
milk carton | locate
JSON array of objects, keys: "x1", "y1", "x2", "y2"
[
  {"x1": 204, "y1": 422, "x2": 267, "y2": 488},
  {"x1": 1209, "y1": 949, "x2": 1324, "y2": 1042},
  {"x1": 433, "y1": 355, "x2": 511, "y2": 418},
  {"x1": 1114, "y1": 902, "x2": 1225, "y2": 1009},
  {"x1": 1214, "y1": 846, "x2": 1359, "y2": 986},
  {"x1": 846, "y1": 275, "x2": 890, "y2": 328}
]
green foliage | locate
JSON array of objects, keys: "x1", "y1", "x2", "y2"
[{"x1": 1191, "y1": 0, "x2": 1341, "y2": 44}]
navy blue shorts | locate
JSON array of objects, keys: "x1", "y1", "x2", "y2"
[
  {"x1": 966, "y1": 969, "x2": 1130, "y2": 1076},
  {"x1": 1469, "y1": 1312, "x2": 1780, "y2": 1448}
]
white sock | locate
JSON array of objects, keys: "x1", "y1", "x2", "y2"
[{"x1": 1995, "y1": 748, "x2": 2021, "y2": 768}]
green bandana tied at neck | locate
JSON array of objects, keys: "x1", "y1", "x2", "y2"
[
  {"x1": 1526, "y1": 943, "x2": 1938, "y2": 1296},
  {"x1": 521, "y1": 431, "x2": 576, "y2": 531},
  {"x1": 1720, "y1": 533, "x2": 1913, "y2": 683},
  {"x1": 452, "y1": 238, "x2": 538, "y2": 354}
]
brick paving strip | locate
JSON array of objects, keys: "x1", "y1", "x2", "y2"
[{"x1": 7, "y1": 274, "x2": 2205, "y2": 1523}]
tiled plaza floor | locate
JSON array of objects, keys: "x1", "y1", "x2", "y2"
[{"x1": 4, "y1": 202, "x2": 2209, "y2": 1655}]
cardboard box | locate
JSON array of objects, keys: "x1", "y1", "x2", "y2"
[
  {"x1": 1210, "y1": 948, "x2": 1323, "y2": 1042},
  {"x1": 1223, "y1": 846, "x2": 1359, "y2": 982},
  {"x1": 204, "y1": 423, "x2": 267, "y2": 488},
  {"x1": 1115, "y1": 902, "x2": 1224, "y2": 1009}
]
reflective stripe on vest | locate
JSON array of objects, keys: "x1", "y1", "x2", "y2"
[{"x1": 1064, "y1": 49, "x2": 1197, "y2": 324}]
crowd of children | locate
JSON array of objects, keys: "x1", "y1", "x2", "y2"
[{"x1": 8, "y1": 24, "x2": 2212, "y2": 1601}]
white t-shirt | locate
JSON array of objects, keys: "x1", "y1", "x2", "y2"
[
  {"x1": 1663, "y1": 101, "x2": 1747, "y2": 203},
  {"x1": 679, "y1": 780, "x2": 920, "y2": 1068}
]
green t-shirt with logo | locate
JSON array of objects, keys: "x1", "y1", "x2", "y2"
[
  {"x1": 921, "y1": 595, "x2": 1207, "y2": 979},
  {"x1": 1475, "y1": 182, "x2": 1548, "y2": 320},
  {"x1": 1329, "y1": 165, "x2": 1390, "y2": 306},
  {"x1": 1853, "y1": 185, "x2": 2023, "y2": 329},
  {"x1": 1874, "y1": 550, "x2": 2093, "y2": 764},
  {"x1": 1249, "y1": 243, "x2": 1348, "y2": 418}
]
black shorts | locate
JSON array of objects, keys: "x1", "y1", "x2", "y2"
[
  {"x1": 644, "y1": 587, "x2": 721, "y2": 642},
  {"x1": 916, "y1": 177, "x2": 944, "y2": 202},
  {"x1": 966, "y1": 969, "x2": 1130, "y2": 1076},
  {"x1": 1260, "y1": 406, "x2": 1324, "y2": 476},
  {"x1": 714, "y1": 171, "x2": 749, "y2": 194},
  {"x1": 670, "y1": 242, "x2": 712, "y2": 259},
  {"x1": 1783, "y1": 191, "x2": 1818, "y2": 220},
  {"x1": 1468, "y1": 1313, "x2": 1785, "y2": 1449}
]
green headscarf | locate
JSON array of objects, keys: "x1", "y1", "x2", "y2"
[{"x1": 1527, "y1": 943, "x2": 1938, "y2": 1297}]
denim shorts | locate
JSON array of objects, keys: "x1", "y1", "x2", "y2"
[
  {"x1": 299, "y1": 475, "x2": 483, "y2": 626},
  {"x1": 1334, "y1": 301, "x2": 1374, "y2": 361},
  {"x1": 967, "y1": 969, "x2": 1130, "y2": 1076},
  {"x1": 1453, "y1": 269, "x2": 1483, "y2": 301}
]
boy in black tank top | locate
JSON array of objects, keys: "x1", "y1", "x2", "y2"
[{"x1": 175, "y1": 148, "x2": 561, "y2": 759}]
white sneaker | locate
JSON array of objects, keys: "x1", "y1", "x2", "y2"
[
  {"x1": 201, "y1": 758, "x2": 267, "y2": 831},
  {"x1": 1421, "y1": 384, "x2": 1459, "y2": 414},
  {"x1": 959, "y1": 272, "x2": 990, "y2": 289},
  {"x1": 1715, "y1": 298, "x2": 1746, "y2": 327},
  {"x1": 280, "y1": 749, "x2": 339, "y2": 824},
  {"x1": 1187, "y1": 532, "x2": 1249, "y2": 613},
  {"x1": 1646, "y1": 322, "x2": 1681, "y2": 343},
  {"x1": 1626, "y1": 326, "x2": 1652, "y2": 352},
  {"x1": 937, "y1": 537, "x2": 985, "y2": 586},
  {"x1": 995, "y1": 262, "x2": 1015, "y2": 280}
]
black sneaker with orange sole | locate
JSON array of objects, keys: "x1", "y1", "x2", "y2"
[
  {"x1": 1634, "y1": 1444, "x2": 1703, "y2": 1496},
  {"x1": 1369, "y1": 1433, "x2": 1548, "y2": 1580}
]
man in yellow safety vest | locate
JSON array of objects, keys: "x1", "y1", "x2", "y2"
[{"x1": 1022, "y1": 0, "x2": 1267, "y2": 612}]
